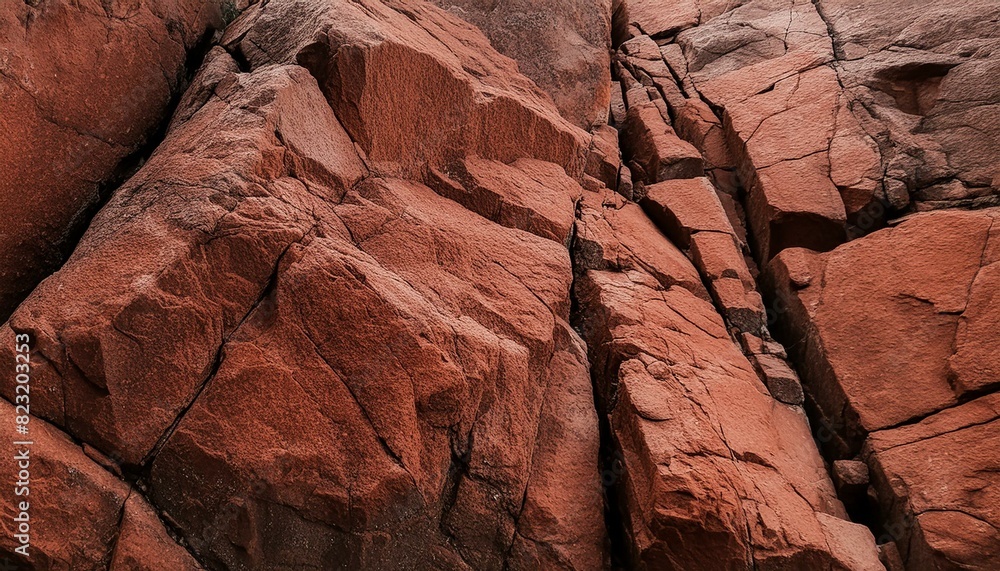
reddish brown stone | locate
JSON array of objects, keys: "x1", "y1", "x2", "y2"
[
  {"x1": 224, "y1": 0, "x2": 588, "y2": 180},
  {"x1": 641, "y1": 178, "x2": 734, "y2": 248},
  {"x1": 428, "y1": 156, "x2": 583, "y2": 246},
  {"x1": 431, "y1": 0, "x2": 612, "y2": 129},
  {"x1": 765, "y1": 208, "x2": 1000, "y2": 454},
  {"x1": 620, "y1": 103, "x2": 704, "y2": 184},
  {"x1": 8, "y1": 0, "x2": 997, "y2": 568},
  {"x1": 0, "y1": 0, "x2": 230, "y2": 319},
  {"x1": 749, "y1": 353, "x2": 805, "y2": 405},
  {"x1": 689, "y1": 231, "x2": 754, "y2": 290},
  {"x1": 1, "y1": 59, "x2": 366, "y2": 466},
  {"x1": 0, "y1": 401, "x2": 195, "y2": 569},
  {"x1": 620, "y1": 0, "x2": 699, "y2": 37},
  {"x1": 575, "y1": 189, "x2": 709, "y2": 300},
  {"x1": 865, "y1": 393, "x2": 1000, "y2": 569},
  {"x1": 574, "y1": 269, "x2": 880, "y2": 569},
  {"x1": 147, "y1": 176, "x2": 605, "y2": 569},
  {"x1": 586, "y1": 125, "x2": 623, "y2": 190},
  {"x1": 110, "y1": 494, "x2": 203, "y2": 571}
]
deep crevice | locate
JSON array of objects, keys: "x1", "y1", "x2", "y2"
[{"x1": 567, "y1": 201, "x2": 631, "y2": 570}]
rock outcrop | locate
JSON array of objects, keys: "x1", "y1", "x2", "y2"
[
  {"x1": 2, "y1": 0, "x2": 997, "y2": 569},
  {"x1": 0, "y1": 0, "x2": 233, "y2": 320}
]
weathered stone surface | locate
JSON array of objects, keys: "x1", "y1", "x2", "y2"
[
  {"x1": 1, "y1": 60, "x2": 366, "y2": 466},
  {"x1": 0, "y1": 0, "x2": 230, "y2": 319},
  {"x1": 2, "y1": 3, "x2": 610, "y2": 567},
  {"x1": 575, "y1": 189, "x2": 709, "y2": 300},
  {"x1": 865, "y1": 393, "x2": 1000, "y2": 570},
  {"x1": 431, "y1": 0, "x2": 613, "y2": 129},
  {"x1": 749, "y1": 353, "x2": 805, "y2": 406},
  {"x1": 146, "y1": 175, "x2": 605, "y2": 569},
  {"x1": 574, "y1": 268, "x2": 880, "y2": 570},
  {"x1": 689, "y1": 230, "x2": 754, "y2": 290},
  {"x1": 0, "y1": 400, "x2": 196, "y2": 569},
  {"x1": 619, "y1": 0, "x2": 699, "y2": 38},
  {"x1": 766, "y1": 208, "x2": 1000, "y2": 454},
  {"x1": 428, "y1": 156, "x2": 583, "y2": 246},
  {"x1": 823, "y1": 0, "x2": 1000, "y2": 208},
  {"x1": 224, "y1": 0, "x2": 589, "y2": 180},
  {"x1": 110, "y1": 494, "x2": 204, "y2": 571},
  {"x1": 7, "y1": 0, "x2": 996, "y2": 568},
  {"x1": 620, "y1": 103, "x2": 704, "y2": 184},
  {"x1": 586, "y1": 125, "x2": 623, "y2": 190},
  {"x1": 641, "y1": 178, "x2": 734, "y2": 248}
]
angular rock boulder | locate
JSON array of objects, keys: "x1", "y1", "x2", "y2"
[
  {"x1": 431, "y1": 0, "x2": 613, "y2": 129},
  {"x1": 864, "y1": 393, "x2": 1000, "y2": 570},
  {"x1": 0, "y1": 400, "x2": 199, "y2": 569},
  {"x1": 766, "y1": 208, "x2": 1000, "y2": 455},
  {"x1": 2, "y1": 2, "x2": 608, "y2": 568},
  {"x1": 0, "y1": 0, "x2": 231, "y2": 319}
]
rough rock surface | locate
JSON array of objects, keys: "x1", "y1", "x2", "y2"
[
  {"x1": 766, "y1": 209, "x2": 1000, "y2": 452},
  {"x1": 431, "y1": 0, "x2": 613, "y2": 129},
  {"x1": 0, "y1": 0, "x2": 232, "y2": 320},
  {"x1": 2, "y1": 0, "x2": 997, "y2": 569}
]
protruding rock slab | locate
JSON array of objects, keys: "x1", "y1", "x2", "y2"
[
  {"x1": 0, "y1": 60, "x2": 366, "y2": 466},
  {"x1": 0, "y1": 400, "x2": 197, "y2": 570},
  {"x1": 0, "y1": 0, "x2": 229, "y2": 319},
  {"x1": 765, "y1": 207, "x2": 1000, "y2": 455},
  {"x1": 148, "y1": 176, "x2": 606, "y2": 570},
  {"x1": 428, "y1": 156, "x2": 583, "y2": 246},
  {"x1": 575, "y1": 189, "x2": 708, "y2": 300},
  {"x1": 431, "y1": 0, "x2": 613, "y2": 129},
  {"x1": 225, "y1": 0, "x2": 588, "y2": 180},
  {"x1": 620, "y1": 102, "x2": 704, "y2": 184},
  {"x1": 643, "y1": 178, "x2": 766, "y2": 333},
  {"x1": 573, "y1": 269, "x2": 881, "y2": 570},
  {"x1": 865, "y1": 393, "x2": 1000, "y2": 570}
]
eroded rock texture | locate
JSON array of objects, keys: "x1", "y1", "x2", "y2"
[
  {"x1": 1, "y1": 0, "x2": 997, "y2": 569},
  {"x1": 0, "y1": 0, "x2": 235, "y2": 320}
]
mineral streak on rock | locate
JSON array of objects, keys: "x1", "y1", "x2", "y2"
[{"x1": 1, "y1": 0, "x2": 998, "y2": 568}]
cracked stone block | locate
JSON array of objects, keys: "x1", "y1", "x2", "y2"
[
  {"x1": 574, "y1": 269, "x2": 881, "y2": 570},
  {"x1": 575, "y1": 189, "x2": 709, "y2": 300},
  {"x1": 586, "y1": 124, "x2": 622, "y2": 190},
  {"x1": 625, "y1": 83, "x2": 652, "y2": 108},
  {"x1": 430, "y1": 0, "x2": 612, "y2": 129},
  {"x1": 738, "y1": 332, "x2": 787, "y2": 359},
  {"x1": 641, "y1": 177, "x2": 734, "y2": 248},
  {"x1": 617, "y1": 163, "x2": 635, "y2": 201},
  {"x1": 0, "y1": 400, "x2": 197, "y2": 569},
  {"x1": 714, "y1": 278, "x2": 768, "y2": 335},
  {"x1": 865, "y1": 392, "x2": 1000, "y2": 569},
  {"x1": 610, "y1": 80, "x2": 628, "y2": 126},
  {"x1": 427, "y1": 156, "x2": 583, "y2": 246},
  {"x1": 620, "y1": 0, "x2": 699, "y2": 38},
  {"x1": 0, "y1": 60, "x2": 359, "y2": 465},
  {"x1": 690, "y1": 230, "x2": 754, "y2": 290},
  {"x1": 832, "y1": 459, "x2": 870, "y2": 513},
  {"x1": 877, "y1": 542, "x2": 906, "y2": 571},
  {"x1": 765, "y1": 207, "x2": 1000, "y2": 455},
  {"x1": 620, "y1": 103, "x2": 704, "y2": 183},
  {"x1": 748, "y1": 353, "x2": 804, "y2": 405},
  {"x1": 0, "y1": 0, "x2": 229, "y2": 319}
]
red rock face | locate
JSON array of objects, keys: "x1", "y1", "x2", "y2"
[
  {"x1": 0, "y1": 0, "x2": 231, "y2": 320},
  {"x1": 430, "y1": 0, "x2": 613, "y2": 129},
  {"x1": 2, "y1": 0, "x2": 997, "y2": 569}
]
